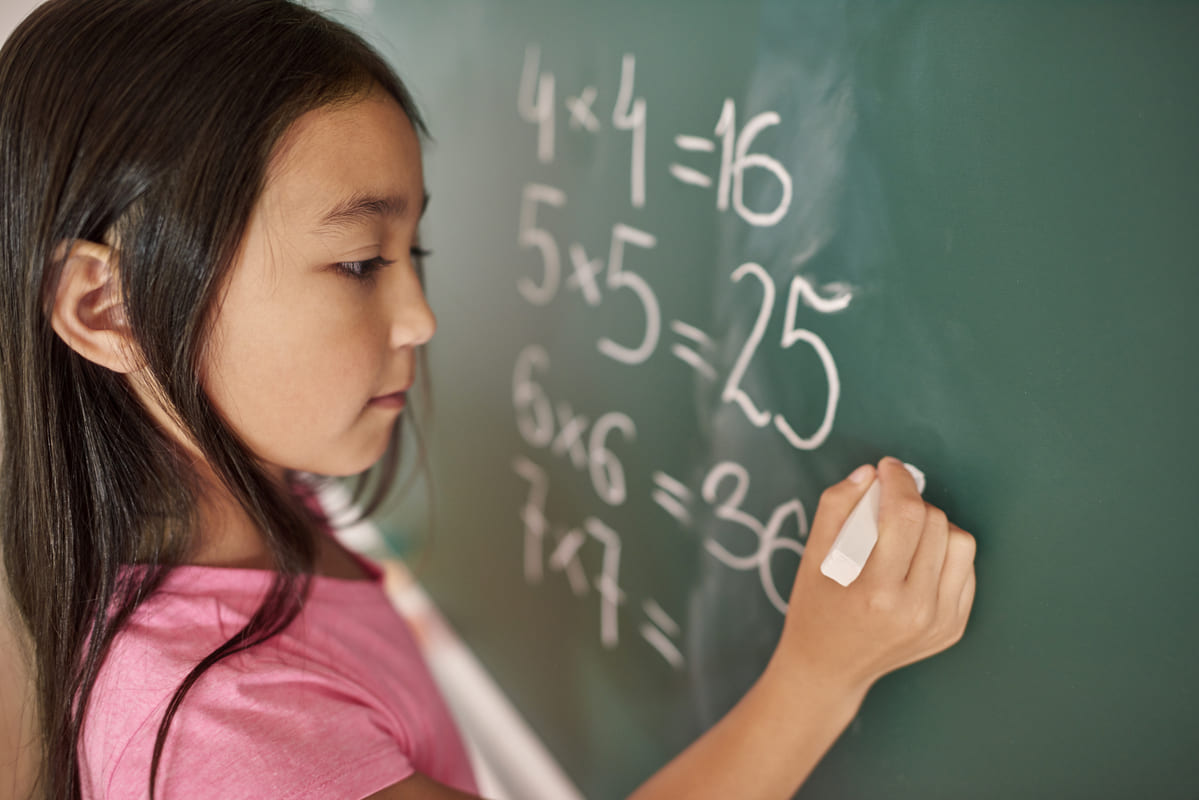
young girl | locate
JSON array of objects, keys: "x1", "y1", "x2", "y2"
[{"x1": 0, "y1": 1, "x2": 976, "y2": 798}]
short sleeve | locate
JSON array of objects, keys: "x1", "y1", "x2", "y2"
[
  {"x1": 84, "y1": 557, "x2": 476, "y2": 798},
  {"x1": 97, "y1": 656, "x2": 415, "y2": 800}
]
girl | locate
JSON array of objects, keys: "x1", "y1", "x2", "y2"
[{"x1": 0, "y1": 1, "x2": 976, "y2": 798}]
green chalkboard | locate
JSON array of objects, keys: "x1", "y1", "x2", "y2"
[{"x1": 328, "y1": 1, "x2": 1199, "y2": 797}]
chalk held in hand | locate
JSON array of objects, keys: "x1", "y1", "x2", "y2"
[{"x1": 820, "y1": 462, "x2": 926, "y2": 587}]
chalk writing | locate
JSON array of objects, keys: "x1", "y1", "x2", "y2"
[{"x1": 511, "y1": 45, "x2": 857, "y2": 663}]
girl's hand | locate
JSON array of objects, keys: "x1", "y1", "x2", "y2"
[{"x1": 773, "y1": 457, "x2": 977, "y2": 698}]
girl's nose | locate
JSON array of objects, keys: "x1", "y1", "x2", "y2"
[{"x1": 389, "y1": 263, "x2": 437, "y2": 349}]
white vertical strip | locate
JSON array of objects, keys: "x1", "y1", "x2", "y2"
[{"x1": 389, "y1": 574, "x2": 588, "y2": 800}]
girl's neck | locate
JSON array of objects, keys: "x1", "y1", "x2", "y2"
[
  {"x1": 188, "y1": 469, "x2": 370, "y2": 581},
  {"x1": 189, "y1": 486, "x2": 276, "y2": 571}
]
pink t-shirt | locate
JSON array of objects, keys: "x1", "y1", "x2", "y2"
[{"x1": 80, "y1": 550, "x2": 478, "y2": 798}]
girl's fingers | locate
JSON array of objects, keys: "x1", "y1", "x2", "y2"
[
  {"x1": 863, "y1": 458, "x2": 925, "y2": 581},
  {"x1": 938, "y1": 524, "x2": 977, "y2": 612},
  {"x1": 904, "y1": 503, "x2": 949, "y2": 588},
  {"x1": 957, "y1": 569, "x2": 977, "y2": 619},
  {"x1": 803, "y1": 463, "x2": 876, "y2": 563}
]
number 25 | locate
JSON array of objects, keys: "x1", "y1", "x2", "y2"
[{"x1": 722, "y1": 263, "x2": 841, "y2": 450}]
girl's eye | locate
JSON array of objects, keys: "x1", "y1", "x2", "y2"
[
  {"x1": 334, "y1": 256, "x2": 393, "y2": 280},
  {"x1": 334, "y1": 247, "x2": 431, "y2": 282}
]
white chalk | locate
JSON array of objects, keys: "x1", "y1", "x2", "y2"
[{"x1": 820, "y1": 462, "x2": 926, "y2": 587}]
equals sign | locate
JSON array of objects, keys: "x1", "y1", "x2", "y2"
[
  {"x1": 640, "y1": 599, "x2": 685, "y2": 670},
  {"x1": 669, "y1": 320, "x2": 717, "y2": 381},
  {"x1": 651, "y1": 471, "x2": 693, "y2": 526},
  {"x1": 669, "y1": 135, "x2": 715, "y2": 188}
]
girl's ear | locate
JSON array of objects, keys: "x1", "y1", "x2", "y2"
[{"x1": 50, "y1": 240, "x2": 141, "y2": 373}]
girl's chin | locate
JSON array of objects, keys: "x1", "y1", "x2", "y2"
[{"x1": 271, "y1": 444, "x2": 392, "y2": 482}]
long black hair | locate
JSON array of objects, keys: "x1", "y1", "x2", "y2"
[{"x1": 0, "y1": 2, "x2": 427, "y2": 797}]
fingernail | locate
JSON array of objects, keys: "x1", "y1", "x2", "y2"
[
  {"x1": 881, "y1": 456, "x2": 901, "y2": 467},
  {"x1": 849, "y1": 464, "x2": 873, "y2": 484}
]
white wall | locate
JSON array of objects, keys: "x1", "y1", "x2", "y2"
[{"x1": 1, "y1": 0, "x2": 42, "y2": 44}]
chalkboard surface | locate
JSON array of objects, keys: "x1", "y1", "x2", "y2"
[{"x1": 328, "y1": 1, "x2": 1199, "y2": 797}]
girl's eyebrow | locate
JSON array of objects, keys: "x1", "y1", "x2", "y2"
[{"x1": 315, "y1": 189, "x2": 430, "y2": 232}]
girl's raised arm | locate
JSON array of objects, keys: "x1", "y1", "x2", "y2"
[{"x1": 627, "y1": 456, "x2": 976, "y2": 798}]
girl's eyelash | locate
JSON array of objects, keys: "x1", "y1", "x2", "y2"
[{"x1": 335, "y1": 256, "x2": 393, "y2": 280}]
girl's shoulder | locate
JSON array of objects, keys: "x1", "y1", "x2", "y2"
[{"x1": 81, "y1": 564, "x2": 475, "y2": 798}]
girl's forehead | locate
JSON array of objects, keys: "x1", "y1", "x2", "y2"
[{"x1": 257, "y1": 90, "x2": 424, "y2": 230}]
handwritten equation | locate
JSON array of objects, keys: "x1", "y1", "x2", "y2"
[
  {"x1": 511, "y1": 45, "x2": 857, "y2": 669},
  {"x1": 520, "y1": 47, "x2": 792, "y2": 224}
]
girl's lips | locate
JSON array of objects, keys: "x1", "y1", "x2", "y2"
[{"x1": 368, "y1": 391, "x2": 406, "y2": 409}]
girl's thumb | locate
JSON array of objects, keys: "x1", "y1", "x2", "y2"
[{"x1": 804, "y1": 464, "x2": 876, "y2": 561}]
